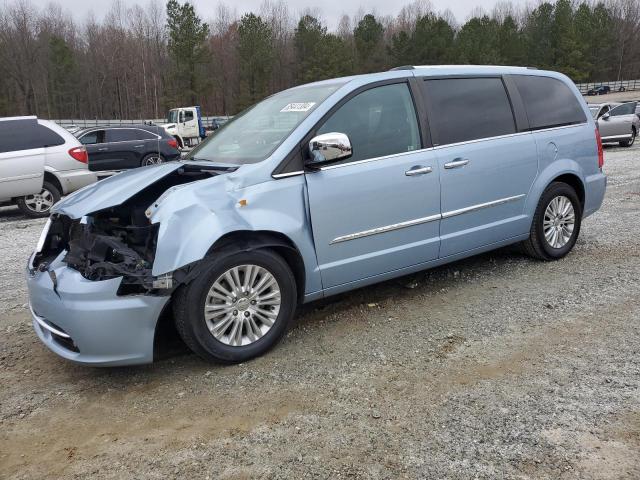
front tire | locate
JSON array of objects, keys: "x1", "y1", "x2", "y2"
[
  {"x1": 16, "y1": 181, "x2": 61, "y2": 218},
  {"x1": 521, "y1": 182, "x2": 582, "y2": 261},
  {"x1": 173, "y1": 249, "x2": 297, "y2": 364},
  {"x1": 620, "y1": 127, "x2": 636, "y2": 147},
  {"x1": 141, "y1": 153, "x2": 165, "y2": 166}
]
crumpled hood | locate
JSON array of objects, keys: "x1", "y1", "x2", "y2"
[{"x1": 52, "y1": 163, "x2": 184, "y2": 219}]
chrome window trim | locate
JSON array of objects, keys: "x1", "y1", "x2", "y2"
[
  {"x1": 330, "y1": 194, "x2": 526, "y2": 244},
  {"x1": 318, "y1": 147, "x2": 434, "y2": 171},
  {"x1": 441, "y1": 194, "x2": 526, "y2": 219},
  {"x1": 272, "y1": 171, "x2": 304, "y2": 179},
  {"x1": 79, "y1": 127, "x2": 162, "y2": 145},
  {"x1": 315, "y1": 123, "x2": 588, "y2": 171},
  {"x1": 330, "y1": 213, "x2": 441, "y2": 244}
]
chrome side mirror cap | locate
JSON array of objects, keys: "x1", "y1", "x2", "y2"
[
  {"x1": 601, "y1": 112, "x2": 610, "y2": 120},
  {"x1": 308, "y1": 132, "x2": 352, "y2": 164}
]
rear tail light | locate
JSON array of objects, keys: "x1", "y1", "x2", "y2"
[
  {"x1": 68, "y1": 146, "x2": 88, "y2": 164},
  {"x1": 167, "y1": 138, "x2": 178, "y2": 149},
  {"x1": 595, "y1": 127, "x2": 604, "y2": 168}
]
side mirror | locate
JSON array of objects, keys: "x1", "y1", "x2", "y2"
[
  {"x1": 602, "y1": 112, "x2": 610, "y2": 120},
  {"x1": 308, "y1": 132, "x2": 352, "y2": 165}
]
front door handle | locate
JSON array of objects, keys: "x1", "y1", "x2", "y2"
[
  {"x1": 444, "y1": 158, "x2": 470, "y2": 169},
  {"x1": 97, "y1": 147, "x2": 109, "y2": 151},
  {"x1": 405, "y1": 165, "x2": 433, "y2": 176}
]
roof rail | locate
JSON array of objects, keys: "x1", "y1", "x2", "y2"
[
  {"x1": 526, "y1": 66, "x2": 538, "y2": 70},
  {"x1": 389, "y1": 66, "x2": 416, "y2": 71}
]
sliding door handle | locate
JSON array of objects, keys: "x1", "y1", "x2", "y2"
[
  {"x1": 444, "y1": 158, "x2": 470, "y2": 169},
  {"x1": 405, "y1": 165, "x2": 433, "y2": 176}
]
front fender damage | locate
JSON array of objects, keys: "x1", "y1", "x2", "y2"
[{"x1": 34, "y1": 163, "x2": 238, "y2": 296}]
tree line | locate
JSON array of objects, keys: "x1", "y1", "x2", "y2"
[{"x1": 1, "y1": 0, "x2": 639, "y2": 120}]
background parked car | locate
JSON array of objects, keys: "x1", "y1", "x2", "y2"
[
  {"x1": 587, "y1": 85, "x2": 611, "y2": 95},
  {"x1": 75, "y1": 125, "x2": 181, "y2": 172},
  {"x1": 589, "y1": 102, "x2": 639, "y2": 146},
  {"x1": 0, "y1": 116, "x2": 96, "y2": 217}
]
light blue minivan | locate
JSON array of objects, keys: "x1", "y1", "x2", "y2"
[{"x1": 27, "y1": 66, "x2": 606, "y2": 366}]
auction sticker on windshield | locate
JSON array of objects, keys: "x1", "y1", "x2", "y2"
[{"x1": 280, "y1": 102, "x2": 316, "y2": 112}]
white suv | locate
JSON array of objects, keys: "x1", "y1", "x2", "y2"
[{"x1": 0, "y1": 116, "x2": 97, "y2": 217}]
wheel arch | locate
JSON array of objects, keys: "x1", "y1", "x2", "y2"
[
  {"x1": 43, "y1": 171, "x2": 64, "y2": 195},
  {"x1": 526, "y1": 160, "x2": 587, "y2": 223},
  {"x1": 203, "y1": 230, "x2": 307, "y2": 303},
  {"x1": 550, "y1": 173, "x2": 585, "y2": 210}
]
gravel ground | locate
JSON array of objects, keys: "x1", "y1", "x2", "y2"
[{"x1": 1, "y1": 144, "x2": 639, "y2": 479}]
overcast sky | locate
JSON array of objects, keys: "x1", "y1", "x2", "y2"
[{"x1": 27, "y1": 0, "x2": 531, "y2": 28}]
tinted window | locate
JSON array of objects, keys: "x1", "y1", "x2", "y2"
[
  {"x1": 185, "y1": 111, "x2": 194, "y2": 122},
  {"x1": 135, "y1": 129, "x2": 158, "y2": 140},
  {"x1": 610, "y1": 103, "x2": 636, "y2": 116},
  {"x1": 424, "y1": 78, "x2": 515, "y2": 146},
  {"x1": 317, "y1": 83, "x2": 421, "y2": 162},
  {"x1": 0, "y1": 119, "x2": 65, "y2": 153},
  {"x1": 105, "y1": 129, "x2": 138, "y2": 142},
  {"x1": 79, "y1": 130, "x2": 104, "y2": 145},
  {"x1": 513, "y1": 75, "x2": 586, "y2": 130}
]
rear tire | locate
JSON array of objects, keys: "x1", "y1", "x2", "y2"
[
  {"x1": 15, "y1": 181, "x2": 61, "y2": 218},
  {"x1": 521, "y1": 182, "x2": 582, "y2": 261},
  {"x1": 173, "y1": 249, "x2": 297, "y2": 364}
]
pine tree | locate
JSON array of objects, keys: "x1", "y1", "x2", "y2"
[{"x1": 166, "y1": 0, "x2": 209, "y2": 105}]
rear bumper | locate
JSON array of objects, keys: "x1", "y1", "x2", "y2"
[
  {"x1": 27, "y1": 253, "x2": 169, "y2": 367},
  {"x1": 54, "y1": 169, "x2": 97, "y2": 195},
  {"x1": 584, "y1": 171, "x2": 607, "y2": 218}
]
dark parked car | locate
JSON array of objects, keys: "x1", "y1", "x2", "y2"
[
  {"x1": 75, "y1": 125, "x2": 180, "y2": 172},
  {"x1": 587, "y1": 85, "x2": 611, "y2": 96}
]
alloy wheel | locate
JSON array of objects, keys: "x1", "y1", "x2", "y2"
[
  {"x1": 203, "y1": 264, "x2": 281, "y2": 347},
  {"x1": 543, "y1": 195, "x2": 575, "y2": 249},
  {"x1": 24, "y1": 188, "x2": 55, "y2": 213},
  {"x1": 144, "y1": 155, "x2": 162, "y2": 166}
]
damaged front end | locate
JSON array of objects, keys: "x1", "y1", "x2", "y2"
[
  {"x1": 32, "y1": 162, "x2": 235, "y2": 296},
  {"x1": 65, "y1": 208, "x2": 162, "y2": 294}
]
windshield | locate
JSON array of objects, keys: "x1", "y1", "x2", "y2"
[
  {"x1": 186, "y1": 82, "x2": 344, "y2": 164},
  {"x1": 588, "y1": 106, "x2": 600, "y2": 118},
  {"x1": 168, "y1": 110, "x2": 178, "y2": 123}
]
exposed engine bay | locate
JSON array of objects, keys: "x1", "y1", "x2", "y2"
[
  {"x1": 64, "y1": 205, "x2": 159, "y2": 293},
  {"x1": 33, "y1": 163, "x2": 231, "y2": 295}
]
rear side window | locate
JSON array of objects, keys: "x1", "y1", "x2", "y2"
[
  {"x1": 0, "y1": 119, "x2": 65, "y2": 153},
  {"x1": 513, "y1": 75, "x2": 586, "y2": 130},
  {"x1": 136, "y1": 129, "x2": 159, "y2": 140},
  {"x1": 105, "y1": 129, "x2": 138, "y2": 142},
  {"x1": 424, "y1": 78, "x2": 516, "y2": 146},
  {"x1": 610, "y1": 103, "x2": 636, "y2": 116},
  {"x1": 317, "y1": 83, "x2": 421, "y2": 162}
]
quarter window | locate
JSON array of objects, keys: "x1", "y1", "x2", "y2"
[
  {"x1": 424, "y1": 77, "x2": 516, "y2": 146},
  {"x1": 135, "y1": 129, "x2": 158, "y2": 140},
  {"x1": 512, "y1": 75, "x2": 586, "y2": 130},
  {"x1": 317, "y1": 83, "x2": 421, "y2": 163}
]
